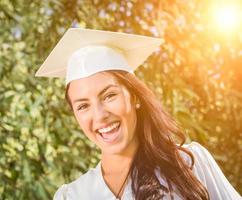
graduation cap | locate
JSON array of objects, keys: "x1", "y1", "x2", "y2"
[{"x1": 35, "y1": 28, "x2": 163, "y2": 85}]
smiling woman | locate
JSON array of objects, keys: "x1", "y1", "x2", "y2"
[{"x1": 35, "y1": 28, "x2": 241, "y2": 200}]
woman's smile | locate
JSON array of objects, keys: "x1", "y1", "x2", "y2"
[{"x1": 96, "y1": 121, "x2": 121, "y2": 144}]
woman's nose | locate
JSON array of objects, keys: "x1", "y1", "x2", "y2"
[{"x1": 92, "y1": 103, "x2": 109, "y2": 122}]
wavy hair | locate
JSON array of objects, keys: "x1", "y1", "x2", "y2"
[{"x1": 65, "y1": 70, "x2": 209, "y2": 200}]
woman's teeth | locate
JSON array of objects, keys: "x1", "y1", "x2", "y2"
[{"x1": 98, "y1": 122, "x2": 120, "y2": 134}]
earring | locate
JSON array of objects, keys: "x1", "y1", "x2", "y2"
[{"x1": 135, "y1": 103, "x2": 141, "y2": 109}]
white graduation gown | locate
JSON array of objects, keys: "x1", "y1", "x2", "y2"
[{"x1": 53, "y1": 142, "x2": 242, "y2": 200}]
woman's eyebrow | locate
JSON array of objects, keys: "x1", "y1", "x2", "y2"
[{"x1": 73, "y1": 84, "x2": 118, "y2": 103}]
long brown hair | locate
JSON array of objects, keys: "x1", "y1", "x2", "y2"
[{"x1": 65, "y1": 70, "x2": 209, "y2": 200}]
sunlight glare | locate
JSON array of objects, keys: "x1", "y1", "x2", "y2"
[{"x1": 213, "y1": 4, "x2": 241, "y2": 32}]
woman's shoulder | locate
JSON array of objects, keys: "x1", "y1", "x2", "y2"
[
  {"x1": 53, "y1": 163, "x2": 100, "y2": 200},
  {"x1": 180, "y1": 141, "x2": 217, "y2": 167},
  {"x1": 181, "y1": 141, "x2": 204, "y2": 150},
  {"x1": 177, "y1": 141, "x2": 206, "y2": 166},
  {"x1": 179, "y1": 141, "x2": 242, "y2": 199},
  {"x1": 179, "y1": 141, "x2": 222, "y2": 172}
]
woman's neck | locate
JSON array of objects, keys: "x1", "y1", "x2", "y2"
[
  {"x1": 101, "y1": 144, "x2": 138, "y2": 174},
  {"x1": 101, "y1": 154, "x2": 133, "y2": 175}
]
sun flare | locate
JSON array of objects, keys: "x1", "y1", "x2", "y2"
[{"x1": 212, "y1": 4, "x2": 241, "y2": 32}]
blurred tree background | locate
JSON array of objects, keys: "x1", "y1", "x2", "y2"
[{"x1": 0, "y1": 0, "x2": 241, "y2": 199}]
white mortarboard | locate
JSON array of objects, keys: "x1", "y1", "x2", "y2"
[{"x1": 35, "y1": 28, "x2": 163, "y2": 85}]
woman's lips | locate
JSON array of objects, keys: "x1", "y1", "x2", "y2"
[{"x1": 97, "y1": 122, "x2": 121, "y2": 144}]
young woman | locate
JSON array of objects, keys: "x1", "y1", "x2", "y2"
[{"x1": 36, "y1": 28, "x2": 241, "y2": 200}]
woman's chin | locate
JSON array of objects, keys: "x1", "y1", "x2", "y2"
[{"x1": 101, "y1": 142, "x2": 127, "y2": 155}]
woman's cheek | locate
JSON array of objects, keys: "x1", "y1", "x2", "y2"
[
  {"x1": 74, "y1": 112, "x2": 90, "y2": 132},
  {"x1": 109, "y1": 98, "x2": 126, "y2": 113}
]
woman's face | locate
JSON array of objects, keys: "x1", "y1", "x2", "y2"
[{"x1": 67, "y1": 72, "x2": 139, "y2": 156}]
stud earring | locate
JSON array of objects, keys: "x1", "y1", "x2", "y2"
[{"x1": 135, "y1": 103, "x2": 141, "y2": 109}]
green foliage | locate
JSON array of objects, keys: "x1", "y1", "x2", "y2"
[{"x1": 0, "y1": 0, "x2": 241, "y2": 199}]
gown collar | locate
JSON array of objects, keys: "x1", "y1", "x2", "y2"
[{"x1": 94, "y1": 162, "x2": 133, "y2": 199}]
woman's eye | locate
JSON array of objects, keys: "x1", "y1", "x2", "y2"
[
  {"x1": 104, "y1": 93, "x2": 117, "y2": 100},
  {"x1": 77, "y1": 104, "x2": 89, "y2": 111}
]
